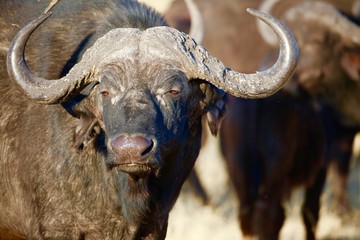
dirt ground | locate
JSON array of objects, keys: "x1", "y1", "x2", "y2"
[{"x1": 166, "y1": 130, "x2": 360, "y2": 240}]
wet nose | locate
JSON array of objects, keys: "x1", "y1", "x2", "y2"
[{"x1": 111, "y1": 135, "x2": 154, "y2": 163}]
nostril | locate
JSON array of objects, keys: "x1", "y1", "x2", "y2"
[
  {"x1": 110, "y1": 135, "x2": 154, "y2": 160},
  {"x1": 141, "y1": 139, "x2": 154, "y2": 156},
  {"x1": 132, "y1": 136, "x2": 153, "y2": 157}
]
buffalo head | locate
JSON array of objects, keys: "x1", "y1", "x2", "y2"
[{"x1": 6, "y1": 7, "x2": 297, "y2": 196}]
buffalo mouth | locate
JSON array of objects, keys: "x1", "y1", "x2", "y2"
[
  {"x1": 110, "y1": 161, "x2": 159, "y2": 179},
  {"x1": 116, "y1": 163, "x2": 152, "y2": 175}
]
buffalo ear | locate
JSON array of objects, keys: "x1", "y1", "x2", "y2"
[
  {"x1": 61, "y1": 82, "x2": 100, "y2": 149},
  {"x1": 341, "y1": 51, "x2": 360, "y2": 81},
  {"x1": 71, "y1": 91, "x2": 104, "y2": 149},
  {"x1": 73, "y1": 110, "x2": 98, "y2": 149},
  {"x1": 199, "y1": 83, "x2": 226, "y2": 136}
]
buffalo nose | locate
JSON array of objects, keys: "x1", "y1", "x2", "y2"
[{"x1": 111, "y1": 135, "x2": 154, "y2": 163}]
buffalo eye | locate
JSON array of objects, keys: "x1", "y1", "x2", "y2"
[
  {"x1": 168, "y1": 89, "x2": 180, "y2": 96},
  {"x1": 100, "y1": 90, "x2": 110, "y2": 97}
]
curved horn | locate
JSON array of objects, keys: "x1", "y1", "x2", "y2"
[
  {"x1": 284, "y1": 2, "x2": 360, "y2": 45},
  {"x1": 6, "y1": 12, "x2": 95, "y2": 104},
  {"x1": 185, "y1": 0, "x2": 204, "y2": 44},
  {"x1": 8, "y1": 6, "x2": 297, "y2": 103},
  {"x1": 175, "y1": 8, "x2": 298, "y2": 98}
]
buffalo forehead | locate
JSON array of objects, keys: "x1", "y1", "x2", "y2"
[{"x1": 95, "y1": 27, "x2": 187, "y2": 71}]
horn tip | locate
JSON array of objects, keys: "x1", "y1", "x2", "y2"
[
  {"x1": 246, "y1": 8, "x2": 257, "y2": 15},
  {"x1": 43, "y1": 0, "x2": 59, "y2": 14}
]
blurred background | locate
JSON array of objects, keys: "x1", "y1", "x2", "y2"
[{"x1": 140, "y1": 0, "x2": 360, "y2": 239}]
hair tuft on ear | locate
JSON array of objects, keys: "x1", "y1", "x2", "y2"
[{"x1": 199, "y1": 83, "x2": 227, "y2": 136}]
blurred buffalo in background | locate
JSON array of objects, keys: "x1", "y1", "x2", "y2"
[
  {"x1": 257, "y1": 0, "x2": 360, "y2": 216},
  {"x1": 219, "y1": 0, "x2": 360, "y2": 239},
  {"x1": 220, "y1": 90, "x2": 327, "y2": 240}
]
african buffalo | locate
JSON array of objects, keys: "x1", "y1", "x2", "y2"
[
  {"x1": 0, "y1": 0, "x2": 297, "y2": 239},
  {"x1": 220, "y1": 87, "x2": 327, "y2": 240},
  {"x1": 258, "y1": 0, "x2": 360, "y2": 215}
]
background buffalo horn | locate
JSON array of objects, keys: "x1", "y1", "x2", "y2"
[
  {"x1": 256, "y1": 0, "x2": 281, "y2": 46},
  {"x1": 258, "y1": 1, "x2": 360, "y2": 47},
  {"x1": 285, "y1": 2, "x2": 360, "y2": 45},
  {"x1": 7, "y1": 12, "x2": 96, "y2": 104},
  {"x1": 185, "y1": 0, "x2": 204, "y2": 44},
  {"x1": 179, "y1": 8, "x2": 298, "y2": 98}
]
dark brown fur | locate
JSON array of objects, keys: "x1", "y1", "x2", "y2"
[{"x1": 220, "y1": 91, "x2": 326, "y2": 240}]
